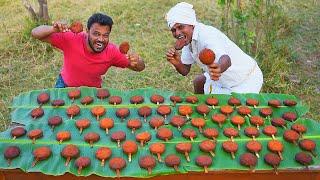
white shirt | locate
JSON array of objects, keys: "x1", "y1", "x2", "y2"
[{"x1": 181, "y1": 22, "x2": 259, "y2": 88}]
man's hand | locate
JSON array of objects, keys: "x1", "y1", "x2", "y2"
[
  {"x1": 127, "y1": 53, "x2": 145, "y2": 72},
  {"x1": 52, "y1": 21, "x2": 70, "y2": 33},
  {"x1": 166, "y1": 47, "x2": 181, "y2": 66},
  {"x1": 208, "y1": 63, "x2": 221, "y2": 81}
]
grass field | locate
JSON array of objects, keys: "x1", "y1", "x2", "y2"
[{"x1": 0, "y1": 0, "x2": 319, "y2": 131}]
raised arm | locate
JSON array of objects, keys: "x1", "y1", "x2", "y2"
[
  {"x1": 166, "y1": 47, "x2": 191, "y2": 76},
  {"x1": 31, "y1": 22, "x2": 69, "y2": 43},
  {"x1": 127, "y1": 53, "x2": 145, "y2": 72}
]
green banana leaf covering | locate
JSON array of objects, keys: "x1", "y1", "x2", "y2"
[{"x1": 0, "y1": 87, "x2": 318, "y2": 178}]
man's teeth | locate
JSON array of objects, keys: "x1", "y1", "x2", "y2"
[{"x1": 177, "y1": 35, "x2": 184, "y2": 39}]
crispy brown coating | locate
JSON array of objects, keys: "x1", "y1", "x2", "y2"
[
  {"x1": 182, "y1": 128, "x2": 197, "y2": 140},
  {"x1": 37, "y1": 92, "x2": 50, "y2": 105},
  {"x1": 116, "y1": 108, "x2": 130, "y2": 120},
  {"x1": 10, "y1": 127, "x2": 26, "y2": 138},
  {"x1": 178, "y1": 105, "x2": 193, "y2": 116},
  {"x1": 109, "y1": 96, "x2": 122, "y2": 105},
  {"x1": 267, "y1": 140, "x2": 283, "y2": 152},
  {"x1": 299, "y1": 139, "x2": 316, "y2": 152},
  {"x1": 150, "y1": 94, "x2": 164, "y2": 104},
  {"x1": 119, "y1": 41, "x2": 130, "y2": 54},
  {"x1": 84, "y1": 132, "x2": 100, "y2": 146},
  {"x1": 80, "y1": 96, "x2": 93, "y2": 105},
  {"x1": 237, "y1": 106, "x2": 251, "y2": 116},
  {"x1": 4, "y1": 146, "x2": 20, "y2": 160},
  {"x1": 196, "y1": 104, "x2": 210, "y2": 115},
  {"x1": 75, "y1": 119, "x2": 91, "y2": 131},
  {"x1": 61, "y1": 144, "x2": 79, "y2": 166},
  {"x1": 61, "y1": 144, "x2": 79, "y2": 159},
  {"x1": 130, "y1": 95, "x2": 144, "y2": 104},
  {"x1": 165, "y1": 154, "x2": 181, "y2": 169},
  {"x1": 199, "y1": 140, "x2": 216, "y2": 152},
  {"x1": 291, "y1": 123, "x2": 307, "y2": 134},
  {"x1": 95, "y1": 147, "x2": 112, "y2": 161},
  {"x1": 203, "y1": 128, "x2": 219, "y2": 140},
  {"x1": 157, "y1": 127, "x2": 173, "y2": 141},
  {"x1": 250, "y1": 116, "x2": 264, "y2": 127},
  {"x1": 69, "y1": 21, "x2": 83, "y2": 33},
  {"x1": 199, "y1": 48, "x2": 215, "y2": 65},
  {"x1": 222, "y1": 141, "x2": 238, "y2": 153},
  {"x1": 127, "y1": 119, "x2": 142, "y2": 132},
  {"x1": 228, "y1": 97, "x2": 241, "y2": 106},
  {"x1": 149, "y1": 116, "x2": 164, "y2": 129},
  {"x1": 223, "y1": 128, "x2": 239, "y2": 139},
  {"x1": 295, "y1": 152, "x2": 313, "y2": 166},
  {"x1": 244, "y1": 127, "x2": 260, "y2": 139},
  {"x1": 170, "y1": 115, "x2": 186, "y2": 129},
  {"x1": 75, "y1": 157, "x2": 91, "y2": 174},
  {"x1": 136, "y1": 132, "x2": 151, "y2": 146},
  {"x1": 48, "y1": 116, "x2": 62, "y2": 128},
  {"x1": 31, "y1": 107, "x2": 44, "y2": 119},
  {"x1": 191, "y1": 118, "x2": 206, "y2": 132},
  {"x1": 170, "y1": 95, "x2": 182, "y2": 104},
  {"x1": 28, "y1": 129, "x2": 43, "y2": 141},
  {"x1": 56, "y1": 131, "x2": 71, "y2": 143},
  {"x1": 268, "y1": 99, "x2": 281, "y2": 108},
  {"x1": 283, "y1": 99, "x2": 297, "y2": 106},
  {"x1": 96, "y1": 88, "x2": 110, "y2": 99},
  {"x1": 139, "y1": 155, "x2": 156, "y2": 174},
  {"x1": 68, "y1": 89, "x2": 81, "y2": 100},
  {"x1": 91, "y1": 106, "x2": 106, "y2": 120},
  {"x1": 157, "y1": 105, "x2": 171, "y2": 116},
  {"x1": 122, "y1": 140, "x2": 138, "y2": 154},
  {"x1": 111, "y1": 131, "x2": 126, "y2": 141},
  {"x1": 220, "y1": 105, "x2": 233, "y2": 115},
  {"x1": 195, "y1": 155, "x2": 212, "y2": 172},
  {"x1": 138, "y1": 106, "x2": 152, "y2": 118},
  {"x1": 240, "y1": 153, "x2": 257, "y2": 168},
  {"x1": 283, "y1": 130, "x2": 299, "y2": 143},
  {"x1": 66, "y1": 105, "x2": 80, "y2": 118},
  {"x1": 263, "y1": 125, "x2": 277, "y2": 137},
  {"x1": 271, "y1": 117, "x2": 287, "y2": 127},
  {"x1": 149, "y1": 142, "x2": 166, "y2": 155},
  {"x1": 259, "y1": 108, "x2": 273, "y2": 117},
  {"x1": 33, "y1": 146, "x2": 51, "y2": 161},
  {"x1": 282, "y1": 112, "x2": 297, "y2": 122},
  {"x1": 246, "y1": 98, "x2": 259, "y2": 107},
  {"x1": 206, "y1": 97, "x2": 219, "y2": 106},
  {"x1": 264, "y1": 153, "x2": 281, "y2": 167},
  {"x1": 176, "y1": 142, "x2": 192, "y2": 153},
  {"x1": 109, "y1": 157, "x2": 126, "y2": 172},
  {"x1": 51, "y1": 99, "x2": 65, "y2": 107},
  {"x1": 99, "y1": 118, "x2": 114, "y2": 132},
  {"x1": 246, "y1": 140, "x2": 262, "y2": 153},
  {"x1": 231, "y1": 115, "x2": 245, "y2": 127},
  {"x1": 185, "y1": 96, "x2": 198, "y2": 104},
  {"x1": 211, "y1": 113, "x2": 227, "y2": 126}
]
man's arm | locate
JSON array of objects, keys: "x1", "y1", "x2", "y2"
[
  {"x1": 208, "y1": 54, "x2": 231, "y2": 81},
  {"x1": 127, "y1": 53, "x2": 145, "y2": 72},
  {"x1": 166, "y1": 47, "x2": 191, "y2": 76},
  {"x1": 31, "y1": 22, "x2": 69, "y2": 43}
]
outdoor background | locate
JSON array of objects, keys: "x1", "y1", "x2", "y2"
[{"x1": 0, "y1": 0, "x2": 319, "y2": 131}]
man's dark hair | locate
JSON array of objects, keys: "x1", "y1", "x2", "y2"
[{"x1": 87, "y1": 13, "x2": 113, "y2": 30}]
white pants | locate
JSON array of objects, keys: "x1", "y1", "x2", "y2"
[{"x1": 204, "y1": 66, "x2": 263, "y2": 94}]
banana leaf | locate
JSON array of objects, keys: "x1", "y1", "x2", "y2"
[{"x1": 1, "y1": 87, "x2": 319, "y2": 178}]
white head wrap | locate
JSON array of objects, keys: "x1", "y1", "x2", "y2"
[{"x1": 166, "y1": 2, "x2": 197, "y2": 29}]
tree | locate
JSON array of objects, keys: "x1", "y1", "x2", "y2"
[{"x1": 22, "y1": 0, "x2": 49, "y2": 22}]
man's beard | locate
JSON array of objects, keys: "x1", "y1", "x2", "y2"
[{"x1": 88, "y1": 36, "x2": 106, "y2": 53}]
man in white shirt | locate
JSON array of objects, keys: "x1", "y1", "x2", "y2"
[{"x1": 165, "y1": 2, "x2": 263, "y2": 94}]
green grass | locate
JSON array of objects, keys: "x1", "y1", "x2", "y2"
[{"x1": 0, "y1": 0, "x2": 319, "y2": 131}]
